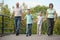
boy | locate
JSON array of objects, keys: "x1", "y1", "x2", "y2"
[{"x1": 25, "y1": 9, "x2": 33, "y2": 37}]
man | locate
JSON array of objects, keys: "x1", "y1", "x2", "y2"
[{"x1": 10, "y1": 2, "x2": 23, "y2": 36}]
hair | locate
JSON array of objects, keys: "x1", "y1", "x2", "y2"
[
  {"x1": 39, "y1": 11, "x2": 42, "y2": 13},
  {"x1": 49, "y1": 3, "x2": 54, "y2": 8},
  {"x1": 27, "y1": 9, "x2": 30, "y2": 10},
  {"x1": 38, "y1": 11, "x2": 42, "y2": 16},
  {"x1": 16, "y1": 2, "x2": 19, "y2": 5}
]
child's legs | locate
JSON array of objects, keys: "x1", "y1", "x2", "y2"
[
  {"x1": 26, "y1": 24, "x2": 29, "y2": 35},
  {"x1": 28, "y1": 24, "x2": 32, "y2": 35},
  {"x1": 37, "y1": 24, "x2": 39, "y2": 34},
  {"x1": 39, "y1": 25, "x2": 42, "y2": 35},
  {"x1": 37, "y1": 24, "x2": 42, "y2": 35}
]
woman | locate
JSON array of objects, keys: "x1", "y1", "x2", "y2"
[{"x1": 46, "y1": 3, "x2": 57, "y2": 36}]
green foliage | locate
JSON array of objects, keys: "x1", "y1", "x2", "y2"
[
  {"x1": 0, "y1": 4, "x2": 60, "y2": 35},
  {"x1": 41, "y1": 21, "x2": 48, "y2": 34},
  {"x1": 31, "y1": 5, "x2": 48, "y2": 15},
  {"x1": 54, "y1": 18, "x2": 60, "y2": 35}
]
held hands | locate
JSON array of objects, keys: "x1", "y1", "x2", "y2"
[
  {"x1": 43, "y1": 18, "x2": 47, "y2": 22},
  {"x1": 10, "y1": 16, "x2": 12, "y2": 19},
  {"x1": 21, "y1": 18, "x2": 24, "y2": 21}
]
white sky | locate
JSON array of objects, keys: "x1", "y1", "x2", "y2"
[{"x1": 0, "y1": 0, "x2": 60, "y2": 16}]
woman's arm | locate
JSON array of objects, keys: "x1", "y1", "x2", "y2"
[
  {"x1": 54, "y1": 11, "x2": 57, "y2": 21},
  {"x1": 46, "y1": 11, "x2": 48, "y2": 19},
  {"x1": 44, "y1": 11, "x2": 48, "y2": 21}
]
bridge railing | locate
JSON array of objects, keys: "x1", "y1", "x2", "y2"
[
  {"x1": 0, "y1": 14, "x2": 26, "y2": 37},
  {"x1": 0, "y1": 14, "x2": 11, "y2": 36}
]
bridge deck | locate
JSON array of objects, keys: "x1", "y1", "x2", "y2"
[{"x1": 0, "y1": 34, "x2": 60, "y2": 40}]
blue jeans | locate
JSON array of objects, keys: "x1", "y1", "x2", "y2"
[
  {"x1": 14, "y1": 16, "x2": 21, "y2": 34},
  {"x1": 26, "y1": 24, "x2": 32, "y2": 36}
]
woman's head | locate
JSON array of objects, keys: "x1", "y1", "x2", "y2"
[{"x1": 49, "y1": 3, "x2": 54, "y2": 9}]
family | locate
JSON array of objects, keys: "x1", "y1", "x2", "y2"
[{"x1": 10, "y1": 2, "x2": 57, "y2": 37}]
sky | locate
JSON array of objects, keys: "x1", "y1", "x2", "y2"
[{"x1": 0, "y1": 0, "x2": 60, "y2": 16}]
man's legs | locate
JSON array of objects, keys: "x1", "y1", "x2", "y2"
[
  {"x1": 14, "y1": 17, "x2": 21, "y2": 36},
  {"x1": 14, "y1": 17, "x2": 18, "y2": 35},
  {"x1": 16, "y1": 17, "x2": 21, "y2": 35}
]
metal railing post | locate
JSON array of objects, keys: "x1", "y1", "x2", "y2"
[{"x1": 2, "y1": 15, "x2": 4, "y2": 35}]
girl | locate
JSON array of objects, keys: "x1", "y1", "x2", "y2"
[{"x1": 37, "y1": 11, "x2": 43, "y2": 35}]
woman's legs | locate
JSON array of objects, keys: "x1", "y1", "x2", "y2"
[
  {"x1": 47, "y1": 18, "x2": 54, "y2": 36},
  {"x1": 51, "y1": 19, "x2": 54, "y2": 35}
]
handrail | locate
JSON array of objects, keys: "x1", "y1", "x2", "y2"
[{"x1": 0, "y1": 14, "x2": 10, "y2": 37}]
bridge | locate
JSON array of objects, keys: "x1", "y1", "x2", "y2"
[
  {"x1": 0, "y1": 14, "x2": 60, "y2": 40},
  {"x1": 0, "y1": 34, "x2": 60, "y2": 40}
]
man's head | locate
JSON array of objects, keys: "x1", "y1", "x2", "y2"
[{"x1": 16, "y1": 2, "x2": 19, "y2": 8}]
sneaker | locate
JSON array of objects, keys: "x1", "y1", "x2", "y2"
[
  {"x1": 26, "y1": 34, "x2": 28, "y2": 37},
  {"x1": 29, "y1": 34, "x2": 31, "y2": 36},
  {"x1": 16, "y1": 33, "x2": 19, "y2": 36}
]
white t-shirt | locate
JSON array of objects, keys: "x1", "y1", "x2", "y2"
[
  {"x1": 37, "y1": 16, "x2": 43, "y2": 24},
  {"x1": 13, "y1": 7, "x2": 22, "y2": 16}
]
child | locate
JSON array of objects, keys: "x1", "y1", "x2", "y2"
[
  {"x1": 37, "y1": 11, "x2": 43, "y2": 36},
  {"x1": 25, "y1": 9, "x2": 33, "y2": 37}
]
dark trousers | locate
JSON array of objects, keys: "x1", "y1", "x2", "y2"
[
  {"x1": 26, "y1": 24, "x2": 32, "y2": 36},
  {"x1": 14, "y1": 16, "x2": 21, "y2": 34},
  {"x1": 47, "y1": 18, "x2": 54, "y2": 35}
]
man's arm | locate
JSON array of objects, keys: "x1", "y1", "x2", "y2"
[
  {"x1": 20, "y1": 9, "x2": 24, "y2": 20},
  {"x1": 10, "y1": 11, "x2": 14, "y2": 19}
]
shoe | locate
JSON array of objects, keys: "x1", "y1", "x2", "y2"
[
  {"x1": 16, "y1": 33, "x2": 19, "y2": 36},
  {"x1": 29, "y1": 34, "x2": 31, "y2": 36},
  {"x1": 48, "y1": 34, "x2": 51, "y2": 36},
  {"x1": 26, "y1": 34, "x2": 28, "y2": 37}
]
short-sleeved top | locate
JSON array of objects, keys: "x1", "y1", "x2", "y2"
[
  {"x1": 13, "y1": 7, "x2": 22, "y2": 16},
  {"x1": 25, "y1": 14, "x2": 33, "y2": 24},
  {"x1": 37, "y1": 16, "x2": 43, "y2": 24},
  {"x1": 47, "y1": 8, "x2": 55, "y2": 18}
]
